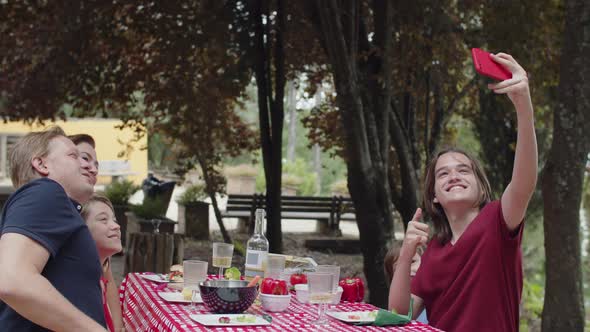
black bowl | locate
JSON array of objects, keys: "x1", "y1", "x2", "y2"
[{"x1": 198, "y1": 280, "x2": 258, "y2": 314}]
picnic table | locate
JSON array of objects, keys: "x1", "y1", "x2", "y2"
[{"x1": 120, "y1": 273, "x2": 442, "y2": 331}]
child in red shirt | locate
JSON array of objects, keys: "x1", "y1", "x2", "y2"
[{"x1": 389, "y1": 52, "x2": 537, "y2": 332}]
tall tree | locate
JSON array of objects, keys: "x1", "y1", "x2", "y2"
[
  {"x1": 311, "y1": 0, "x2": 396, "y2": 306},
  {"x1": 233, "y1": 0, "x2": 287, "y2": 252},
  {"x1": 541, "y1": 0, "x2": 590, "y2": 330}
]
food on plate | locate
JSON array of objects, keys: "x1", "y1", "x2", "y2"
[
  {"x1": 289, "y1": 272, "x2": 307, "y2": 287},
  {"x1": 260, "y1": 278, "x2": 288, "y2": 295},
  {"x1": 181, "y1": 287, "x2": 193, "y2": 301},
  {"x1": 345, "y1": 311, "x2": 378, "y2": 321},
  {"x1": 339, "y1": 277, "x2": 365, "y2": 302},
  {"x1": 236, "y1": 315, "x2": 256, "y2": 323},
  {"x1": 224, "y1": 267, "x2": 241, "y2": 280},
  {"x1": 168, "y1": 264, "x2": 184, "y2": 282},
  {"x1": 215, "y1": 315, "x2": 256, "y2": 324}
]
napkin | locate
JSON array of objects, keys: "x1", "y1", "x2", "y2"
[{"x1": 372, "y1": 298, "x2": 413, "y2": 327}]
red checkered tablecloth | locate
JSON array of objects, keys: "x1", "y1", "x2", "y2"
[{"x1": 120, "y1": 273, "x2": 443, "y2": 332}]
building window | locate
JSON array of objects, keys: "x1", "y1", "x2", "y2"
[{"x1": 0, "y1": 134, "x2": 23, "y2": 180}]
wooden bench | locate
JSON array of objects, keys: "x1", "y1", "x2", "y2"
[{"x1": 221, "y1": 194, "x2": 355, "y2": 235}]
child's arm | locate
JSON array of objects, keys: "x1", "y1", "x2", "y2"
[
  {"x1": 104, "y1": 265, "x2": 125, "y2": 331},
  {"x1": 388, "y1": 209, "x2": 426, "y2": 318},
  {"x1": 489, "y1": 53, "x2": 538, "y2": 231}
]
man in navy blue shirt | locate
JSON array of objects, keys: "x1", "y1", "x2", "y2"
[{"x1": 0, "y1": 127, "x2": 107, "y2": 331}]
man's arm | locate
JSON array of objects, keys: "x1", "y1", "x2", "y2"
[
  {"x1": 490, "y1": 53, "x2": 538, "y2": 231},
  {"x1": 0, "y1": 233, "x2": 107, "y2": 332}
]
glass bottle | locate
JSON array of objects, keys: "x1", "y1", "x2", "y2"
[{"x1": 244, "y1": 208, "x2": 269, "y2": 281}]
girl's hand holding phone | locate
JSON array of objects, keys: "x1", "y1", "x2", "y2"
[{"x1": 487, "y1": 53, "x2": 531, "y2": 107}]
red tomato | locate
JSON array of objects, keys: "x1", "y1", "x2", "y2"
[
  {"x1": 260, "y1": 278, "x2": 288, "y2": 295},
  {"x1": 289, "y1": 273, "x2": 307, "y2": 286}
]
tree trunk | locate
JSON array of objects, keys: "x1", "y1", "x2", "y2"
[
  {"x1": 286, "y1": 80, "x2": 297, "y2": 162},
  {"x1": 196, "y1": 156, "x2": 232, "y2": 244},
  {"x1": 312, "y1": 87, "x2": 324, "y2": 195},
  {"x1": 314, "y1": 0, "x2": 394, "y2": 307},
  {"x1": 251, "y1": 0, "x2": 286, "y2": 253},
  {"x1": 312, "y1": 144, "x2": 322, "y2": 195},
  {"x1": 388, "y1": 107, "x2": 421, "y2": 227},
  {"x1": 541, "y1": 0, "x2": 589, "y2": 330},
  {"x1": 124, "y1": 233, "x2": 184, "y2": 274}
]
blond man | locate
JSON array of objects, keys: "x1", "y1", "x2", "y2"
[{"x1": 0, "y1": 127, "x2": 107, "y2": 331}]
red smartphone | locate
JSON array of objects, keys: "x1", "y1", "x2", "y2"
[{"x1": 471, "y1": 48, "x2": 512, "y2": 81}]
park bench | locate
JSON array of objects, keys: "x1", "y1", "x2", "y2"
[{"x1": 221, "y1": 194, "x2": 355, "y2": 235}]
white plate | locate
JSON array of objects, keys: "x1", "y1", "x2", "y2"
[
  {"x1": 158, "y1": 292, "x2": 202, "y2": 303},
  {"x1": 139, "y1": 274, "x2": 183, "y2": 283},
  {"x1": 190, "y1": 314, "x2": 271, "y2": 326},
  {"x1": 326, "y1": 311, "x2": 378, "y2": 323}
]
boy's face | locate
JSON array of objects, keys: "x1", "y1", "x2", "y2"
[
  {"x1": 432, "y1": 152, "x2": 480, "y2": 209},
  {"x1": 410, "y1": 253, "x2": 421, "y2": 277},
  {"x1": 76, "y1": 142, "x2": 98, "y2": 186}
]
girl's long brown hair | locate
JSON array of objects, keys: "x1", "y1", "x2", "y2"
[{"x1": 422, "y1": 147, "x2": 493, "y2": 245}]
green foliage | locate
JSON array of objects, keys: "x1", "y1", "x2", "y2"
[
  {"x1": 130, "y1": 197, "x2": 168, "y2": 220},
  {"x1": 149, "y1": 132, "x2": 182, "y2": 171},
  {"x1": 519, "y1": 189, "x2": 545, "y2": 330},
  {"x1": 225, "y1": 164, "x2": 258, "y2": 177},
  {"x1": 233, "y1": 240, "x2": 246, "y2": 257},
  {"x1": 254, "y1": 159, "x2": 320, "y2": 196},
  {"x1": 255, "y1": 166, "x2": 266, "y2": 193},
  {"x1": 176, "y1": 183, "x2": 207, "y2": 206},
  {"x1": 443, "y1": 115, "x2": 481, "y2": 156},
  {"x1": 519, "y1": 278, "x2": 544, "y2": 331},
  {"x1": 583, "y1": 175, "x2": 590, "y2": 209},
  {"x1": 104, "y1": 180, "x2": 139, "y2": 206},
  {"x1": 283, "y1": 159, "x2": 318, "y2": 196},
  {"x1": 330, "y1": 179, "x2": 349, "y2": 196}
]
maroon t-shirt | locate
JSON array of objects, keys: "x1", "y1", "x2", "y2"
[{"x1": 411, "y1": 201, "x2": 523, "y2": 332}]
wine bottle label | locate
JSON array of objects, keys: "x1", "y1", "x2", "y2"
[{"x1": 245, "y1": 250, "x2": 267, "y2": 268}]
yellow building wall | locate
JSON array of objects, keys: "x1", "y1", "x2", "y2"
[{"x1": 0, "y1": 119, "x2": 148, "y2": 185}]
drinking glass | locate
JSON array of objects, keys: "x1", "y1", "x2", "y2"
[
  {"x1": 212, "y1": 242, "x2": 234, "y2": 278},
  {"x1": 183, "y1": 260, "x2": 208, "y2": 311},
  {"x1": 264, "y1": 254, "x2": 286, "y2": 279},
  {"x1": 315, "y1": 265, "x2": 340, "y2": 293},
  {"x1": 307, "y1": 272, "x2": 335, "y2": 325}
]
